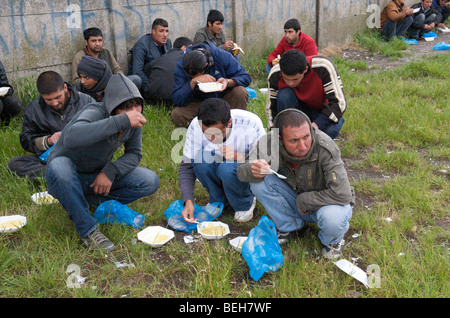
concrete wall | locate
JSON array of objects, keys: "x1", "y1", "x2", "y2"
[{"x1": 0, "y1": 0, "x2": 416, "y2": 82}]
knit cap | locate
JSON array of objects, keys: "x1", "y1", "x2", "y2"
[{"x1": 77, "y1": 55, "x2": 109, "y2": 81}]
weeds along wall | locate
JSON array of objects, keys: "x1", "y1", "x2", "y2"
[{"x1": 0, "y1": 0, "x2": 415, "y2": 81}]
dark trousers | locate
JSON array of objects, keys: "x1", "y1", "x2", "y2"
[
  {"x1": 8, "y1": 154, "x2": 46, "y2": 180},
  {"x1": 0, "y1": 96, "x2": 22, "y2": 126}
]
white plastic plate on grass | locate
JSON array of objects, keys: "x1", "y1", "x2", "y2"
[
  {"x1": 0, "y1": 87, "x2": 9, "y2": 96},
  {"x1": 334, "y1": 259, "x2": 368, "y2": 287},
  {"x1": 31, "y1": 191, "x2": 59, "y2": 205},
  {"x1": 197, "y1": 221, "x2": 230, "y2": 240},
  {"x1": 424, "y1": 37, "x2": 435, "y2": 41},
  {"x1": 198, "y1": 82, "x2": 223, "y2": 93},
  {"x1": 229, "y1": 236, "x2": 247, "y2": 251},
  {"x1": 137, "y1": 226, "x2": 174, "y2": 247},
  {"x1": 0, "y1": 215, "x2": 27, "y2": 233}
]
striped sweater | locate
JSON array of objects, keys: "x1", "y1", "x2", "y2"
[{"x1": 265, "y1": 55, "x2": 346, "y2": 129}]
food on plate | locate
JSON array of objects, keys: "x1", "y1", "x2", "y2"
[
  {"x1": 200, "y1": 223, "x2": 226, "y2": 236},
  {"x1": 0, "y1": 220, "x2": 24, "y2": 229}
]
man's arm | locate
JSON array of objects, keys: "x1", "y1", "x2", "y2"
[{"x1": 130, "y1": 42, "x2": 151, "y2": 86}]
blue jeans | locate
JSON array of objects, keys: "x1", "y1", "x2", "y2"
[
  {"x1": 46, "y1": 156, "x2": 160, "y2": 238},
  {"x1": 193, "y1": 151, "x2": 254, "y2": 212},
  {"x1": 277, "y1": 87, "x2": 344, "y2": 139},
  {"x1": 250, "y1": 174, "x2": 352, "y2": 246},
  {"x1": 381, "y1": 16, "x2": 413, "y2": 40},
  {"x1": 408, "y1": 13, "x2": 437, "y2": 39}
]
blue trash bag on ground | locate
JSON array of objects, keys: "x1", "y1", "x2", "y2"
[
  {"x1": 423, "y1": 32, "x2": 437, "y2": 38},
  {"x1": 94, "y1": 200, "x2": 145, "y2": 228},
  {"x1": 245, "y1": 87, "x2": 257, "y2": 99},
  {"x1": 401, "y1": 38, "x2": 418, "y2": 45},
  {"x1": 241, "y1": 216, "x2": 284, "y2": 281},
  {"x1": 433, "y1": 42, "x2": 450, "y2": 50},
  {"x1": 164, "y1": 200, "x2": 224, "y2": 233}
]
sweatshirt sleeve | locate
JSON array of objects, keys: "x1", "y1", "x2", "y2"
[
  {"x1": 171, "y1": 62, "x2": 195, "y2": 107},
  {"x1": 268, "y1": 39, "x2": 285, "y2": 65},
  {"x1": 178, "y1": 159, "x2": 197, "y2": 203}
]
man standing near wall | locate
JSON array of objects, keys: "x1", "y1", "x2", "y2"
[
  {"x1": 71, "y1": 27, "x2": 141, "y2": 89},
  {"x1": 265, "y1": 18, "x2": 318, "y2": 74},
  {"x1": 128, "y1": 18, "x2": 173, "y2": 89}
]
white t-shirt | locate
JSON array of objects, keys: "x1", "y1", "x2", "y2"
[{"x1": 183, "y1": 109, "x2": 265, "y2": 162}]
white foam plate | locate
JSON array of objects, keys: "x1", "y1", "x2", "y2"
[
  {"x1": 31, "y1": 191, "x2": 59, "y2": 205},
  {"x1": 137, "y1": 226, "x2": 174, "y2": 247},
  {"x1": 413, "y1": 8, "x2": 420, "y2": 13},
  {"x1": 198, "y1": 82, "x2": 223, "y2": 93},
  {"x1": 334, "y1": 259, "x2": 369, "y2": 287},
  {"x1": 0, "y1": 87, "x2": 9, "y2": 96},
  {"x1": 229, "y1": 236, "x2": 247, "y2": 251},
  {"x1": 424, "y1": 37, "x2": 435, "y2": 41},
  {"x1": 197, "y1": 221, "x2": 230, "y2": 240},
  {"x1": 0, "y1": 215, "x2": 27, "y2": 233},
  {"x1": 259, "y1": 88, "x2": 268, "y2": 94}
]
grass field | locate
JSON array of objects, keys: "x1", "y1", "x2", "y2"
[{"x1": 0, "y1": 32, "x2": 449, "y2": 300}]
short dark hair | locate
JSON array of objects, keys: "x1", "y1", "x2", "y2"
[
  {"x1": 173, "y1": 37, "x2": 193, "y2": 49},
  {"x1": 274, "y1": 110, "x2": 310, "y2": 138},
  {"x1": 36, "y1": 71, "x2": 65, "y2": 95},
  {"x1": 198, "y1": 98, "x2": 231, "y2": 127},
  {"x1": 152, "y1": 18, "x2": 168, "y2": 30},
  {"x1": 182, "y1": 48, "x2": 213, "y2": 77},
  {"x1": 207, "y1": 9, "x2": 224, "y2": 26},
  {"x1": 83, "y1": 27, "x2": 103, "y2": 41},
  {"x1": 112, "y1": 97, "x2": 143, "y2": 115},
  {"x1": 279, "y1": 50, "x2": 308, "y2": 76},
  {"x1": 284, "y1": 18, "x2": 301, "y2": 31}
]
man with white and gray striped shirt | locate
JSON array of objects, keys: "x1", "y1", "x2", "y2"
[{"x1": 265, "y1": 50, "x2": 346, "y2": 139}]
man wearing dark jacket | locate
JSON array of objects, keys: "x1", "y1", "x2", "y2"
[
  {"x1": 141, "y1": 37, "x2": 193, "y2": 105},
  {"x1": 408, "y1": 0, "x2": 443, "y2": 39},
  {"x1": 128, "y1": 18, "x2": 172, "y2": 88},
  {"x1": 0, "y1": 60, "x2": 23, "y2": 126},
  {"x1": 45, "y1": 74, "x2": 160, "y2": 252},
  {"x1": 237, "y1": 109, "x2": 355, "y2": 259},
  {"x1": 8, "y1": 71, "x2": 94, "y2": 179},
  {"x1": 170, "y1": 41, "x2": 251, "y2": 127}
]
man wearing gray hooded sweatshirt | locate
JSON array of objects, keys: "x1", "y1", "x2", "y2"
[
  {"x1": 46, "y1": 74, "x2": 160, "y2": 252},
  {"x1": 237, "y1": 109, "x2": 354, "y2": 259}
]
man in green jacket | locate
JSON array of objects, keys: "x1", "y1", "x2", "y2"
[{"x1": 237, "y1": 109, "x2": 354, "y2": 259}]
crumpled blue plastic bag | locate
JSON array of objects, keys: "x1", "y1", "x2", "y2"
[
  {"x1": 241, "y1": 216, "x2": 284, "y2": 281},
  {"x1": 94, "y1": 200, "x2": 145, "y2": 228},
  {"x1": 245, "y1": 87, "x2": 257, "y2": 99},
  {"x1": 402, "y1": 38, "x2": 418, "y2": 45},
  {"x1": 164, "y1": 200, "x2": 224, "y2": 233},
  {"x1": 423, "y1": 32, "x2": 437, "y2": 38},
  {"x1": 433, "y1": 42, "x2": 450, "y2": 50}
]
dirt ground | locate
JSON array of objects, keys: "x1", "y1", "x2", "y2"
[{"x1": 320, "y1": 31, "x2": 450, "y2": 71}]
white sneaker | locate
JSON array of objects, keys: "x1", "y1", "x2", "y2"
[
  {"x1": 234, "y1": 197, "x2": 256, "y2": 223},
  {"x1": 321, "y1": 239, "x2": 345, "y2": 259}
]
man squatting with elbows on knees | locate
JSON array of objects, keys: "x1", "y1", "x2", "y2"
[
  {"x1": 237, "y1": 109, "x2": 355, "y2": 259},
  {"x1": 45, "y1": 74, "x2": 160, "y2": 252},
  {"x1": 178, "y1": 98, "x2": 265, "y2": 224}
]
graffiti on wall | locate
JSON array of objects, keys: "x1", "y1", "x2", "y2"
[{"x1": 0, "y1": 0, "x2": 315, "y2": 55}]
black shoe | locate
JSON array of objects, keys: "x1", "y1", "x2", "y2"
[{"x1": 277, "y1": 224, "x2": 309, "y2": 245}]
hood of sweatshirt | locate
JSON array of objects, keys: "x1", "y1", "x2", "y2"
[
  {"x1": 272, "y1": 108, "x2": 317, "y2": 165},
  {"x1": 103, "y1": 73, "x2": 144, "y2": 114}
]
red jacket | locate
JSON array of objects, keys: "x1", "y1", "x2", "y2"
[{"x1": 268, "y1": 33, "x2": 318, "y2": 65}]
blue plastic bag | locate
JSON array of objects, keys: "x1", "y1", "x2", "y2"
[
  {"x1": 241, "y1": 216, "x2": 284, "y2": 281},
  {"x1": 402, "y1": 38, "x2": 418, "y2": 45},
  {"x1": 245, "y1": 87, "x2": 257, "y2": 99},
  {"x1": 423, "y1": 32, "x2": 437, "y2": 38},
  {"x1": 164, "y1": 200, "x2": 224, "y2": 233},
  {"x1": 433, "y1": 42, "x2": 450, "y2": 50},
  {"x1": 94, "y1": 200, "x2": 145, "y2": 228},
  {"x1": 39, "y1": 144, "x2": 54, "y2": 162}
]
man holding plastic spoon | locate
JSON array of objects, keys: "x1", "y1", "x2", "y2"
[{"x1": 237, "y1": 109, "x2": 354, "y2": 259}]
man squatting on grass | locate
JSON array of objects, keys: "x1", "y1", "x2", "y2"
[
  {"x1": 45, "y1": 74, "x2": 160, "y2": 252},
  {"x1": 8, "y1": 71, "x2": 94, "y2": 180},
  {"x1": 237, "y1": 109, "x2": 355, "y2": 259},
  {"x1": 178, "y1": 98, "x2": 265, "y2": 224}
]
